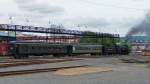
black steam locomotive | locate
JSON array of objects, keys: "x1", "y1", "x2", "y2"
[{"x1": 8, "y1": 42, "x2": 130, "y2": 59}]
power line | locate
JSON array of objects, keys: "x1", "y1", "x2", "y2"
[{"x1": 80, "y1": 0, "x2": 148, "y2": 12}]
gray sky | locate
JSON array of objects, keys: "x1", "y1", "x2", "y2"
[{"x1": 0, "y1": 0, "x2": 150, "y2": 36}]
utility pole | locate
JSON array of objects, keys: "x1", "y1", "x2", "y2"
[
  {"x1": 46, "y1": 20, "x2": 51, "y2": 42},
  {"x1": 26, "y1": 18, "x2": 30, "y2": 26},
  {"x1": 8, "y1": 16, "x2": 13, "y2": 42},
  {"x1": 98, "y1": 28, "x2": 102, "y2": 45}
]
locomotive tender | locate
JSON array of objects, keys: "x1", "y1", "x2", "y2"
[{"x1": 102, "y1": 45, "x2": 130, "y2": 55}]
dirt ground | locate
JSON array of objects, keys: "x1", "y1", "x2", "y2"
[
  {"x1": 0, "y1": 54, "x2": 150, "y2": 84},
  {"x1": 54, "y1": 67, "x2": 113, "y2": 76}
]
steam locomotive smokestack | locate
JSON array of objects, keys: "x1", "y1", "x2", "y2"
[{"x1": 127, "y1": 10, "x2": 150, "y2": 36}]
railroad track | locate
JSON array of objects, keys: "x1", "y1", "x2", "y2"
[
  {"x1": 0, "y1": 58, "x2": 82, "y2": 68},
  {"x1": 0, "y1": 65, "x2": 88, "y2": 77}
]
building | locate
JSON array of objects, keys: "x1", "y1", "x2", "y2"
[
  {"x1": 0, "y1": 31, "x2": 16, "y2": 41},
  {"x1": 0, "y1": 31, "x2": 79, "y2": 43},
  {"x1": 125, "y1": 36, "x2": 150, "y2": 52},
  {"x1": 17, "y1": 36, "x2": 79, "y2": 43}
]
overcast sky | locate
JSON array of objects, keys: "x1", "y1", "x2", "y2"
[{"x1": 0, "y1": 0, "x2": 150, "y2": 36}]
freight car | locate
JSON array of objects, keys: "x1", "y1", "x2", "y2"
[{"x1": 8, "y1": 42, "x2": 102, "y2": 59}]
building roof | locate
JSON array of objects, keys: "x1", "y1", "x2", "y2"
[
  {"x1": 124, "y1": 36, "x2": 150, "y2": 43},
  {"x1": 0, "y1": 31, "x2": 15, "y2": 36},
  {"x1": 127, "y1": 36, "x2": 150, "y2": 40},
  {"x1": 0, "y1": 31, "x2": 27, "y2": 37}
]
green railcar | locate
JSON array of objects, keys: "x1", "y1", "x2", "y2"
[
  {"x1": 27, "y1": 43, "x2": 68, "y2": 55},
  {"x1": 8, "y1": 42, "x2": 103, "y2": 59},
  {"x1": 8, "y1": 42, "x2": 68, "y2": 59},
  {"x1": 70, "y1": 44, "x2": 102, "y2": 55}
]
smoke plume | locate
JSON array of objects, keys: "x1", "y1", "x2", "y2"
[{"x1": 127, "y1": 11, "x2": 150, "y2": 36}]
